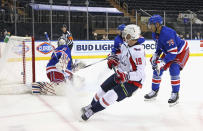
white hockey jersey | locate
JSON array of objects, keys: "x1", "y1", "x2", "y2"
[{"x1": 117, "y1": 43, "x2": 146, "y2": 85}]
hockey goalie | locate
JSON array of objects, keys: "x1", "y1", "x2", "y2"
[{"x1": 32, "y1": 38, "x2": 73, "y2": 95}]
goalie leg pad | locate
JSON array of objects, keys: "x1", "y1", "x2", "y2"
[
  {"x1": 32, "y1": 82, "x2": 66, "y2": 96},
  {"x1": 32, "y1": 82, "x2": 42, "y2": 95},
  {"x1": 47, "y1": 71, "x2": 65, "y2": 83}
]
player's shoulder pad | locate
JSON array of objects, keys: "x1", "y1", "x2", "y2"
[
  {"x1": 114, "y1": 35, "x2": 123, "y2": 42},
  {"x1": 137, "y1": 36, "x2": 145, "y2": 44},
  {"x1": 161, "y1": 26, "x2": 176, "y2": 38},
  {"x1": 56, "y1": 45, "x2": 70, "y2": 52},
  {"x1": 160, "y1": 27, "x2": 176, "y2": 44}
]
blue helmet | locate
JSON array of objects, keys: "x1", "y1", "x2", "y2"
[
  {"x1": 117, "y1": 24, "x2": 126, "y2": 31},
  {"x1": 148, "y1": 15, "x2": 163, "y2": 25}
]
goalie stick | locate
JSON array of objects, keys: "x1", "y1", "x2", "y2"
[
  {"x1": 44, "y1": 32, "x2": 58, "y2": 59},
  {"x1": 72, "y1": 58, "x2": 108, "y2": 72}
]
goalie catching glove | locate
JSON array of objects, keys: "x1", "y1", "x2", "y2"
[{"x1": 107, "y1": 55, "x2": 119, "y2": 69}]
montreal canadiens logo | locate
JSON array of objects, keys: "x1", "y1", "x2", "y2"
[
  {"x1": 12, "y1": 44, "x2": 30, "y2": 55},
  {"x1": 37, "y1": 42, "x2": 55, "y2": 54}
]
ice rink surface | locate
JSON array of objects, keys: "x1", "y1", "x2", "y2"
[{"x1": 0, "y1": 57, "x2": 203, "y2": 131}]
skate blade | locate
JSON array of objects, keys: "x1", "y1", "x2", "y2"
[
  {"x1": 169, "y1": 101, "x2": 179, "y2": 107},
  {"x1": 144, "y1": 97, "x2": 156, "y2": 102}
]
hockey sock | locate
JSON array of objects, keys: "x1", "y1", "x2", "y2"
[
  {"x1": 91, "y1": 101, "x2": 105, "y2": 113},
  {"x1": 152, "y1": 74, "x2": 161, "y2": 91},
  {"x1": 171, "y1": 75, "x2": 180, "y2": 93},
  {"x1": 91, "y1": 87, "x2": 105, "y2": 106},
  {"x1": 91, "y1": 90, "x2": 118, "y2": 113}
]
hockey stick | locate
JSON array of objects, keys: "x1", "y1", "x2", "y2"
[
  {"x1": 112, "y1": 65, "x2": 129, "y2": 97},
  {"x1": 83, "y1": 58, "x2": 108, "y2": 69},
  {"x1": 44, "y1": 32, "x2": 50, "y2": 43},
  {"x1": 44, "y1": 32, "x2": 58, "y2": 59},
  {"x1": 72, "y1": 58, "x2": 108, "y2": 71}
]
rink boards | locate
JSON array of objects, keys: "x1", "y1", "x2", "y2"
[{"x1": 0, "y1": 40, "x2": 203, "y2": 61}]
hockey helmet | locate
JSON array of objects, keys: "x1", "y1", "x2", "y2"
[
  {"x1": 123, "y1": 24, "x2": 141, "y2": 42},
  {"x1": 148, "y1": 15, "x2": 163, "y2": 25},
  {"x1": 117, "y1": 24, "x2": 126, "y2": 31},
  {"x1": 58, "y1": 37, "x2": 67, "y2": 46}
]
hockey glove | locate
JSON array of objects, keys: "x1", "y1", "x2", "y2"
[
  {"x1": 150, "y1": 53, "x2": 159, "y2": 66},
  {"x1": 115, "y1": 70, "x2": 128, "y2": 84},
  {"x1": 150, "y1": 53, "x2": 159, "y2": 70},
  {"x1": 156, "y1": 59, "x2": 165, "y2": 76},
  {"x1": 107, "y1": 55, "x2": 119, "y2": 69}
]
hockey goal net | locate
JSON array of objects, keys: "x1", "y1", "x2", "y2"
[{"x1": 0, "y1": 36, "x2": 35, "y2": 89}]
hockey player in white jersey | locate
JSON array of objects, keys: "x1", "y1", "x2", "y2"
[{"x1": 81, "y1": 24, "x2": 146, "y2": 121}]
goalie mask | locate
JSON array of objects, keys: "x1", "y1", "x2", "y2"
[
  {"x1": 123, "y1": 24, "x2": 141, "y2": 43},
  {"x1": 57, "y1": 37, "x2": 67, "y2": 47}
]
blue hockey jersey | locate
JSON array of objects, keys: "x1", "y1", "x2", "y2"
[
  {"x1": 111, "y1": 35, "x2": 123, "y2": 54},
  {"x1": 46, "y1": 45, "x2": 72, "y2": 73},
  {"x1": 111, "y1": 35, "x2": 145, "y2": 54},
  {"x1": 153, "y1": 26, "x2": 188, "y2": 63}
]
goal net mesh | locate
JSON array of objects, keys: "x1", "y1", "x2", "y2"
[{"x1": 0, "y1": 36, "x2": 35, "y2": 90}]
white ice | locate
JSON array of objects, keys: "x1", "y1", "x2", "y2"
[{"x1": 0, "y1": 57, "x2": 203, "y2": 131}]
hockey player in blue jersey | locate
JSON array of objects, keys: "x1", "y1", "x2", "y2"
[
  {"x1": 111, "y1": 24, "x2": 145, "y2": 55},
  {"x1": 111, "y1": 24, "x2": 126, "y2": 54},
  {"x1": 32, "y1": 38, "x2": 73, "y2": 95},
  {"x1": 144, "y1": 15, "x2": 189, "y2": 106}
]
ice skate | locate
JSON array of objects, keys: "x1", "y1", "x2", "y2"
[
  {"x1": 81, "y1": 104, "x2": 92, "y2": 114},
  {"x1": 81, "y1": 108, "x2": 94, "y2": 121},
  {"x1": 144, "y1": 89, "x2": 159, "y2": 101},
  {"x1": 168, "y1": 92, "x2": 179, "y2": 107}
]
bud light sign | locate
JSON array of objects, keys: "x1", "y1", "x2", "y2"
[{"x1": 37, "y1": 42, "x2": 55, "y2": 54}]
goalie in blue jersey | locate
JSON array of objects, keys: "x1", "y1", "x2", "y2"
[{"x1": 32, "y1": 38, "x2": 73, "y2": 95}]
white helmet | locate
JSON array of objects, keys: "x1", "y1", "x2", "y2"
[
  {"x1": 58, "y1": 37, "x2": 67, "y2": 46},
  {"x1": 123, "y1": 24, "x2": 141, "y2": 42}
]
